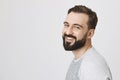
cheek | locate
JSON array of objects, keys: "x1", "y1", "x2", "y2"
[
  {"x1": 62, "y1": 28, "x2": 66, "y2": 34},
  {"x1": 75, "y1": 32, "x2": 84, "y2": 40},
  {"x1": 62, "y1": 29, "x2": 65, "y2": 36}
]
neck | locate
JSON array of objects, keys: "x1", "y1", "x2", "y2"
[{"x1": 72, "y1": 41, "x2": 92, "y2": 60}]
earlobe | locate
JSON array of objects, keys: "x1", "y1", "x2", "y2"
[{"x1": 87, "y1": 29, "x2": 95, "y2": 39}]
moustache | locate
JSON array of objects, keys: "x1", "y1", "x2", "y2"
[{"x1": 63, "y1": 34, "x2": 76, "y2": 39}]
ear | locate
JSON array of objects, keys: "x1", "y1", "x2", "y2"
[{"x1": 87, "y1": 29, "x2": 95, "y2": 39}]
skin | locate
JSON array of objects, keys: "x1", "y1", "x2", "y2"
[{"x1": 62, "y1": 12, "x2": 95, "y2": 59}]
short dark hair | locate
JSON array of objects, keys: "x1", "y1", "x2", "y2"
[{"x1": 68, "y1": 5, "x2": 98, "y2": 29}]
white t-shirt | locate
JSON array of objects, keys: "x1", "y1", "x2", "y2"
[{"x1": 66, "y1": 47, "x2": 112, "y2": 80}]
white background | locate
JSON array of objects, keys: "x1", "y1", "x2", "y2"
[{"x1": 0, "y1": 0, "x2": 120, "y2": 80}]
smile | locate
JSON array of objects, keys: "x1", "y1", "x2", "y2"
[{"x1": 65, "y1": 37, "x2": 75, "y2": 43}]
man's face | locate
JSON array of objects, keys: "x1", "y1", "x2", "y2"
[{"x1": 62, "y1": 12, "x2": 89, "y2": 51}]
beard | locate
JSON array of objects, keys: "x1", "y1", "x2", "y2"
[{"x1": 62, "y1": 34, "x2": 87, "y2": 51}]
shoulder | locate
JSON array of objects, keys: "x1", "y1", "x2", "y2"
[
  {"x1": 81, "y1": 47, "x2": 108, "y2": 67},
  {"x1": 79, "y1": 48, "x2": 112, "y2": 80}
]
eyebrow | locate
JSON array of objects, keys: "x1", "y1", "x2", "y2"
[{"x1": 63, "y1": 21, "x2": 69, "y2": 24}]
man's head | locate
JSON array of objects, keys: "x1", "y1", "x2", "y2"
[{"x1": 62, "y1": 5, "x2": 98, "y2": 51}]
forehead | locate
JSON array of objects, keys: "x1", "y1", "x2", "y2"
[{"x1": 65, "y1": 12, "x2": 89, "y2": 26}]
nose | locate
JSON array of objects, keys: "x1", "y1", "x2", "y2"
[{"x1": 65, "y1": 27, "x2": 73, "y2": 35}]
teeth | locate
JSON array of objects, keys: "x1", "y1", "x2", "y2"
[
  {"x1": 65, "y1": 37, "x2": 74, "y2": 43},
  {"x1": 66, "y1": 37, "x2": 73, "y2": 39}
]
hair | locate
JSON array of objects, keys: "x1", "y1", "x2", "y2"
[{"x1": 68, "y1": 5, "x2": 98, "y2": 29}]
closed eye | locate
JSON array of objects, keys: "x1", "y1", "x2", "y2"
[
  {"x1": 75, "y1": 26, "x2": 80, "y2": 29},
  {"x1": 74, "y1": 24, "x2": 83, "y2": 30},
  {"x1": 63, "y1": 22, "x2": 69, "y2": 27}
]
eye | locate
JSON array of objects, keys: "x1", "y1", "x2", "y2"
[
  {"x1": 74, "y1": 25, "x2": 81, "y2": 30},
  {"x1": 64, "y1": 23, "x2": 69, "y2": 28}
]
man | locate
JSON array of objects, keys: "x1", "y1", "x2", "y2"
[{"x1": 62, "y1": 5, "x2": 112, "y2": 80}]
